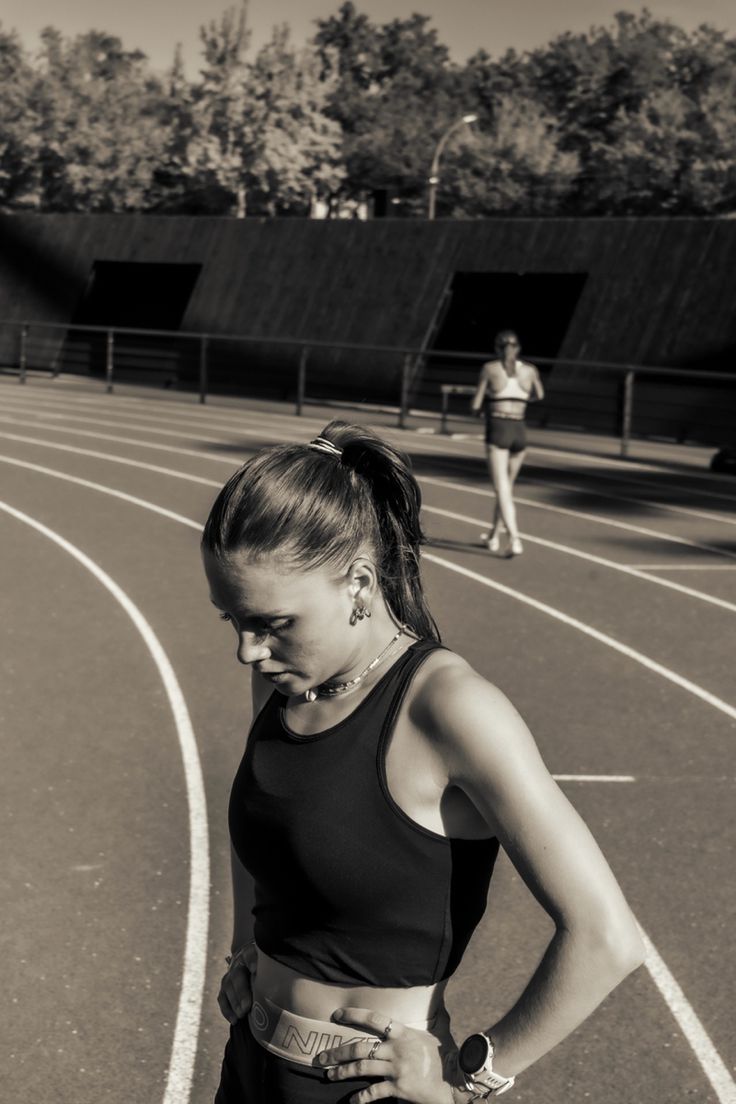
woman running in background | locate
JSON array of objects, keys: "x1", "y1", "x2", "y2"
[
  {"x1": 471, "y1": 331, "x2": 544, "y2": 557},
  {"x1": 203, "y1": 419, "x2": 643, "y2": 1104}
]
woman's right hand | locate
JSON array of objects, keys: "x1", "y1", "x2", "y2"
[{"x1": 218, "y1": 942, "x2": 257, "y2": 1024}]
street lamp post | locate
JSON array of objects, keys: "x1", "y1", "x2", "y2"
[{"x1": 427, "y1": 113, "x2": 478, "y2": 220}]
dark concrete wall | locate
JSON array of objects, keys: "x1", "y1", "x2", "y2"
[{"x1": 1, "y1": 214, "x2": 734, "y2": 442}]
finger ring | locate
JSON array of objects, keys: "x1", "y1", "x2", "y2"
[
  {"x1": 368, "y1": 1039, "x2": 382, "y2": 1061},
  {"x1": 381, "y1": 1020, "x2": 393, "y2": 1041}
]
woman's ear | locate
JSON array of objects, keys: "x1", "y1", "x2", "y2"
[{"x1": 348, "y1": 557, "x2": 378, "y2": 603}]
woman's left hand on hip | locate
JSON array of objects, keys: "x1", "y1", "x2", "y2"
[{"x1": 315, "y1": 1006, "x2": 454, "y2": 1104}]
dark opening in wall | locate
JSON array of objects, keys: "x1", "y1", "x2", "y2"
[
  {"x1": 413, "y1": 270, "x2": 588, "y2": 413},
  {"x1": 71, "y1": 261, "x2": 202, "y2": 329},
  {"x1": 431, "y1": 271, "x2": 588, "y2": 362},
  {"x1": 62, "y1": 261, "x2": 202, "y2": 381}
]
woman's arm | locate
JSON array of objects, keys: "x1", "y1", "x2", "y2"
[
  {"x1": 470, "y1": 365, "x2": 489, "y2": 413},
  {"x1": 530, "y1": 365, "x2": 545, "y2": 401},
  {"x1": 428, "y1": 665, "x2": 645, "y2": 1080}
]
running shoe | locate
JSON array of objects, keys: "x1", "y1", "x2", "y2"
[
  {"x1": 509, "y1": 536, "x2": 524, "y2": 557},
  {"x1": 481, "y1": 531, "x2": 502, "y2": 553}
]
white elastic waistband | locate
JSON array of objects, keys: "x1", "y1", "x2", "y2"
[{"x1": 248, "y1": 990, "x2": 433, "y2": 1068}]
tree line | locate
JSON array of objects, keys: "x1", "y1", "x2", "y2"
[{"x1": 1, "y1": 2, "x2": 735, "y2": 217}]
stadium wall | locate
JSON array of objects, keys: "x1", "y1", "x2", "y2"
[{"x1": 0, "y1": 213, "x2": 734, "y2": 444}]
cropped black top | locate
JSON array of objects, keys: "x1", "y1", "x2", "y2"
[{"x1": 228, "y1": 639, "x2": 499, "y2": 987}]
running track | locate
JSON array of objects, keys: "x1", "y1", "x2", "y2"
[{"x1": 2, "y1": 375, "x2": 734, "y2": 1104}]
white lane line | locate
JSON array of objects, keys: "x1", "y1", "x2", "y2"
[
  {"x1": 531, "y1": 451, "x2": 736, "y2": 504},
  {"x1": 525, "y1": 440, "x2": 732, "y2": 487},
  {"x1": 4, "y1": 429, "x2": 733, "y2": 621},
  {"x1": 422, "y1": 551, "x2": 736, "y2": 1104},
  {"x1": 638, "y1": 929, "x2": 736, "y2": 1104},
  {"x1": 431, "y1": 540, "x2": 736, "y2": 732},
  {"x1": 5, "y1": 400, "x2": 733, "y2": 559},
  {"x1": 0, "y1": 429, "x2": 233, "y2": 473},
  {"x1": 17, "y1": 389, "x2": 720, "y2": 485},
  {"x1": 536, "y1": 474, "x2": 736, "y2": 526},
  {"x1": 0, "y1": 455, "x2": 206, "y2": 528},
  {"x1": 5, "y1": 439, "x2": 733, "y2": 1101},
  {"x1": 0, "y1": 411, "x2": 255, "y2": 457},
  {"x1": 7, "y1": 392, "x2": 733, "y2": 530},
  {"x1": 0, "y1": 394, "x2": 322, "y2": 442},
  {"x1": 424, "y1": 548, "x2": 736, "y2": 727},
  {"x1": 553, "y1": 774, "x2": 635, "y2": 782},
  {"x1": 630, "y1": 564, "x2": 736, "y2": 571},
  {"x1": 6, "y1": 427, "x2": 734, "y2": 620},
  {"x1": 0, "y1": 501, "x2": 210, "y2": 1104},
  {"x1": 422, "y1": 474, "x2": 736, "y2": 553},
  {"x1": 4, "y1": 384, "x2": 732, "y2": 494},
  {"x1": 424, "y1": 504, "x2": 736, "y2": 616}
]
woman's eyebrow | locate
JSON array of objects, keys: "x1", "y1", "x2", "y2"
[{"x1": 208, "y1": 598, "x2": 291, "y2": 619}]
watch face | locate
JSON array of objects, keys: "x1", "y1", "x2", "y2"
[{"x1": 459, "y1": 1033, "x2": 490, "y2": 1075}]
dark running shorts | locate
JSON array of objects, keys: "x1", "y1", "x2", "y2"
[
  {"x1": 215, "y1": 1019, "x2": 380, "y2": 1103},
  {"x1": 485, "y1": 415, "x2": 527, "y2": 453}
]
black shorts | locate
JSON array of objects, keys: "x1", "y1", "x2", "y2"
[
  {"x1": 215, "y1": 1019, "x2": 380, "y2": 1103},
  {"x1": 485, "y1": 415, "x2": 527, "y2": 453}
]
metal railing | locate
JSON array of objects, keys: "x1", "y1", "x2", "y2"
[{"x1": 3, "y1": 318, "x2": 735, "y2": 456}]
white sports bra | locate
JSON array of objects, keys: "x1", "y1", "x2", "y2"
[{"x1": 488, "y1": 362, "x2": 532, "y2": 402}]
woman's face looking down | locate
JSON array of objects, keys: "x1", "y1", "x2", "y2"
[{"x1": 203, "y1": 549, "x2": 377, "y2": 697}]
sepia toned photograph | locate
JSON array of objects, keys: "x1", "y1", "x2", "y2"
[{"x1": 2, "y1": 2, "x2": 734, "y2": 1102}]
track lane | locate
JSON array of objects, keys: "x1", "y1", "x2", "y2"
[
  {"x1": 3, "y1": 391, "x2": 734, "y2": 566},
  {"x1": 1, "y1": 499, "x2": 192, "y2": 1103},
  {"x1": 3, "y1": 379, "x2": 734, "y2": 1103}
]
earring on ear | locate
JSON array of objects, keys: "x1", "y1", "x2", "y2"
[{"x1": 350, "y1": 604, "x2": 371, "y2": 626}]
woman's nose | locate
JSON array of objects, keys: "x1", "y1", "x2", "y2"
[{"x1": 236, "y1": 632, "x2": 271, "y2": 666}]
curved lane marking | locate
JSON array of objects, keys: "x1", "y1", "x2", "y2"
[
  {"x1": 423, "y1": 551, "x2": 736, "y2": 724},
  {"x1": 0, "y1": 500, "x2": 210, "y2": 1104},
  {"x1": 0, "y1": 429, "x2": 231, "y2": 476},
  {"x1": 2, "y1": 446, "x2": 733, "y2": 1100},
  {"x1": 421, "y1": 475, "x2": 736, "y2": 561},
  {"x1": 424, "y1": 504, "x2": 736, "y2": 616},
  {"x1": 423, "y1": 551, "x2": 736, "y2": 1104},
  {"x1": 0, "y1": 454, "x2": 207, "y2": 528},
  {"x1": 534, "y1": 474, "x2": 736, "y2": 527},
  {"x1": 5, "y1": 383, "x2": 734, "y2": 500},
  {"x1": 4, "y1": 400, "x2": 734, "y2": 533},
  {"x1": 0, "y1": 407, "x2": 275, "y2": 452},
  {"x1": 22, "y1": 388, "x2": 728, "y2": 491}
]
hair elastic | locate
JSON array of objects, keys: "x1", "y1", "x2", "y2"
[{"x1": 307, "y1": 437, "x2": 343, "y2": 458}]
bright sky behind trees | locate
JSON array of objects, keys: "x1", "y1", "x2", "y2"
[{"x1": 2, "y1": 0, "x2": 736, "y2": 73}]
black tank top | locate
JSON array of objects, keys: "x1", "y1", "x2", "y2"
[{"x1": 228, "y1": 639, "x2": 499, "y2": 987}]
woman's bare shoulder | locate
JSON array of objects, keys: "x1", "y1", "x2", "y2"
[{"x1": 409, "y1": 649, "x2": 523, "y2": 745}]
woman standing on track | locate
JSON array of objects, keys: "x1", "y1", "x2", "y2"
[
  {"x1": 471, "y1": 331, "x2": 545, "y2": 557},
  {"x1": 202, "y1": 420, "x2": 643, "y2": 1104}
]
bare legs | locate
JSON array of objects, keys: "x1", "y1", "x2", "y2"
[{"x1": 486, "y1": 446, "x2": 526, "y2": 554}]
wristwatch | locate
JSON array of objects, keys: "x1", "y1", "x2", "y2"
[{"x1": 458, "y1": 1033, "x2": 515, "y2": 1097}]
